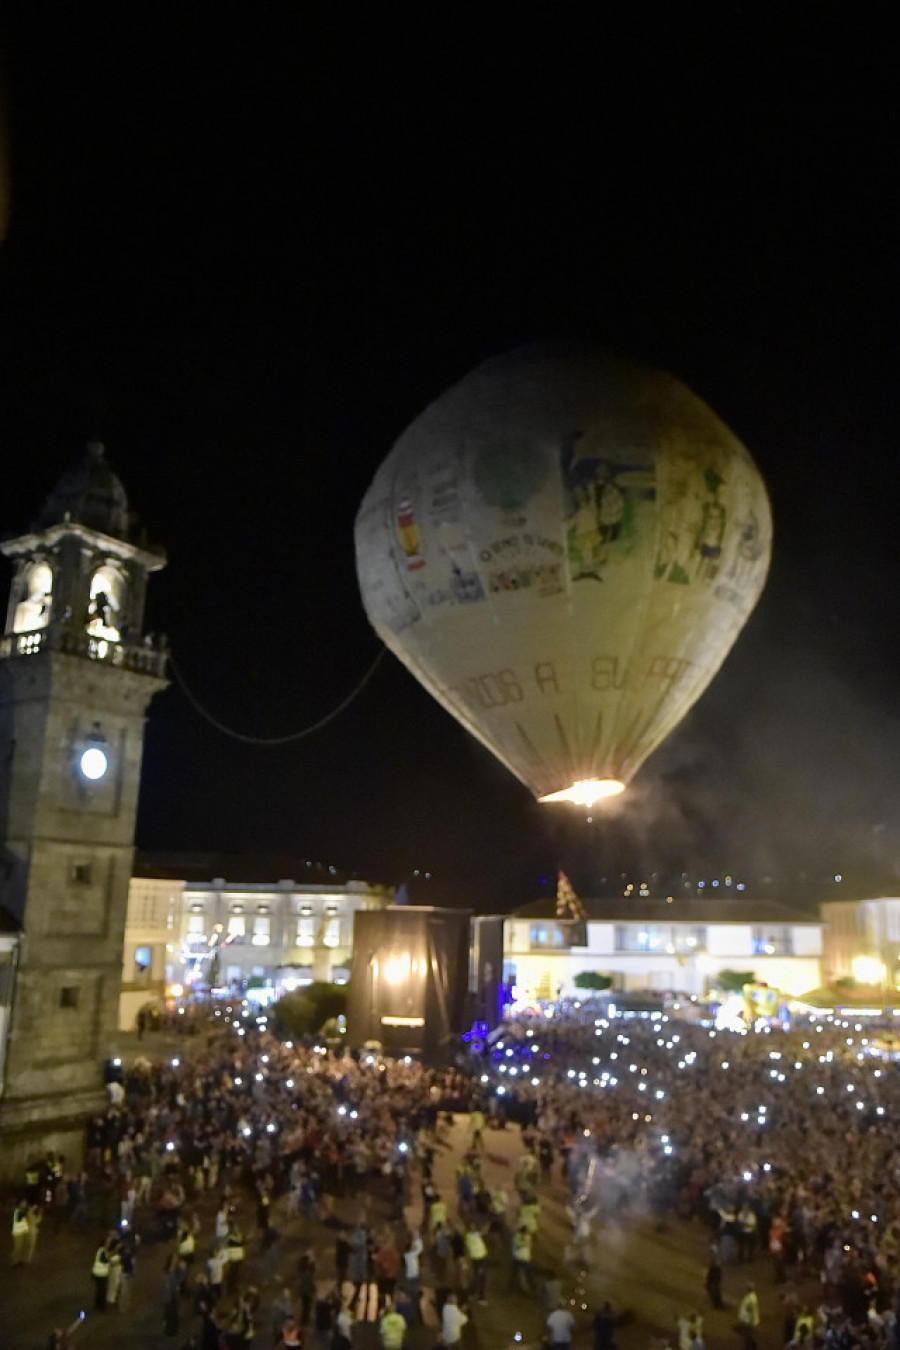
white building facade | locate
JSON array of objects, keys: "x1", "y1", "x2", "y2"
[
  {"x1": 505, "y1": 898, "x2": 823, "y2": 1002},
  {"x1": 821, "y1": 896, "x2": 900, "y2": 987},
  {"x1": 119, "y1": 876, "x2": 183, "y2": 1029},
  {"x1": 119, "y1": 859, "x2": 393, "y2": 1027}
]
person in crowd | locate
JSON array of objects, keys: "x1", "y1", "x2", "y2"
[
  {"x1": 463, "y1": 1220, "x2": 488, "y2": 1304},
  {"x1": 276, "y1": 1317, "x2": 302, "y2": 1348},
  {"x1": 91, "y1": 1235, "x2": 113, "y2": 1310},
  {"x1": 11, "y1": 1199, "x2": 30, "y2": 1267},
  {"x1": 162, "y1": 1251, "x2": 183, "y2": 1337},
  {"x1": 705, "y1": 1243, "x2": 724, "y2": 1310},
  {"x1": 270, "y1": 1284, "x2": 297, "y2": 1343},
  {"x1": 593, "y1": 1302, "x2": 619, "y2": 1350},
  {"x1": 736, "y1": 1282, "x2": 760, "y2": 1350},
  {"x1": 379, "y1": 1295, "x2": 407, "y2": 1350},
  {"x1": 441, "y1": 1290, "x2": 469, "y2": 1347},
  {"x1": 547, "y1": 1299, "x2": 576, "y2": 1350},
  {"x1": 334, "y1": 1297, "x2": 354, "y2": 1350}
]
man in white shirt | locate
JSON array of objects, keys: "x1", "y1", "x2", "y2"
[
  {"x1": 547, "y1": 1303, "x2": 576, "y2": 1350},
  {"x1": 402, "y1": 1232, "x2": 424, "y2": 1323},
  {"x1": 441, "y1": 1293, "x2": 469, "y2": 1347}
]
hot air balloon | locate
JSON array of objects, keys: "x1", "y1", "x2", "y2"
[{"x1": 355, "y1": 345, "x2": 771, "y2": 806}]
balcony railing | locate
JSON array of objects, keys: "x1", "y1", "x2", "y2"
[{"x1": 0, "y1": 625, "x2": 168, "y2": 678}]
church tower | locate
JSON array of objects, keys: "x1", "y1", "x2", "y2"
[{"x1": 0, "y1": 443, "x2": 167, "y2": 1173}]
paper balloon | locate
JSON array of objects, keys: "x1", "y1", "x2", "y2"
[{"x1": 355, "y1": 345, "x2": 771, "y2": 805}]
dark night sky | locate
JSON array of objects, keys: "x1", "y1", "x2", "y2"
[{"x1": 1, "y1": 9, "x2": 899, "y2": 910}]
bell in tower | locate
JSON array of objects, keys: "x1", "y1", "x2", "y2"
[{"x1": 0, "y1": 442, "x2": 167, "y2": 1177}]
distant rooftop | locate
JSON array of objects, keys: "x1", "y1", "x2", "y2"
[
  {"x1": 133, "y1": 850, "x2": 391, "y2": 889},
  {"x1": 514, "y1": 895, "x2": 821, "y2": 925}
]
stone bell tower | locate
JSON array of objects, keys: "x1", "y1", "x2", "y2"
[{"x1": 0, "y1": 442, "x2": 167, "y2": 1173}]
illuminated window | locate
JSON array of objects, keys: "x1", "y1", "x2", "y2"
[
  {"x1": 529, "y1": 923, "x2": 577, "y2": 949},
  {"x1": 227, "y1": 912, "x2": 245, "y2": 938},
  {"x1": 13, "y1": 561, "x2": 53, "y2": 634},
  {"x1": 616, "y1": 925, "x2": 661, "y2": 951},
  {"x1": 614, "y1": 925, "x2": 706, "y2": 953},
  {"x1": 86, "y1": 566, "x2": 123, "y2": 641},
  {"x1": 187, "y1": 914, "x2": 205, "y2": 936},
  {"x1": 252, "y1": 916, "x2": 271, "y2": 947},
  {"x1": 297, "y1": 915, "x2": 315, "y2": 947},
  {"x1": 323, "y1": 917, "x2": 340, "y2": 948},
  {"x1": 682, "y1": 928, "x2": 707, "y2": 951},
  {"x1": 751, "y1": 927, "x2": 792, "y2": 956},
  {"x1": 134, "y1": 946, "x2": 152, "y2": 983}
]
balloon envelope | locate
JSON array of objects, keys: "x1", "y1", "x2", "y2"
[{"x1": 355, "y1": 345, "x2": 771, "y2": 804}]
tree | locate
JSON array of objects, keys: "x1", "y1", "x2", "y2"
[
  {"x1": 716, "y1": 969, "x2": 756, "y2": 992},
  {"x1": 573, "y1": 971, "x2": 613, "y2": 991}
]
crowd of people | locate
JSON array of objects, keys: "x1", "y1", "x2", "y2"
[
  {"x1": 472, "y1": 1004, "x2": 900, "y2": 1350},
  {"x1": 7, "y1": 1001, "x2": 900, "y2": 1350}
]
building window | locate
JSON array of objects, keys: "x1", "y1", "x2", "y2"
[
  {"x1": 134, "y1": 945, "x2": 152, "y2": 984},
  {"x1": 529, "y1": 922, "x2": 570, "y2": 949},
  {"x1": 13, "y1": 560, "x2": 53, "y2": 634},
  {"x1": 138, "y1": 891, "x2": 159, "y2": 924},
  {"x1": 322, "y1": 916, "x2": 340, "y2": 948},
  {"x1": 297, "y1": 915, "x2": 315, "y2": 947},
  {"x1": 227, "y1": 912, "x2": 245, "y2": 938},
  {"x1": 252, "y1": 916, "x2": 271, "y2": 947},
  {"x1": 616, "y1": 925, "x2": 661, "y2": 952},
  {"x1": 86, "y1": 564, "x2": 123, "y2": 641},
  {"x1": 751, "y1": 927, "x2": 793, "y2": 956},
  {"x1": 59, "y1": 986, "x2": 80, "y2": 1008},
  {"x1": 614, "y1": 925, "x2": 707, "y2": 953},
  {"x1": 187, "y1": 914, "x2": 205, "y2": 941},
  {"x1": 681, "y1": 927, "x2": 707, "y2": 952},
  {"x1": 71, "y1": 862, "x2": 92, "y2": 885}
]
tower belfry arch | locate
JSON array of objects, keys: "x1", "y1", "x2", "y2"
[{"x1": 0, "y1": 442, "x2": 167, "y2": 1173}]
